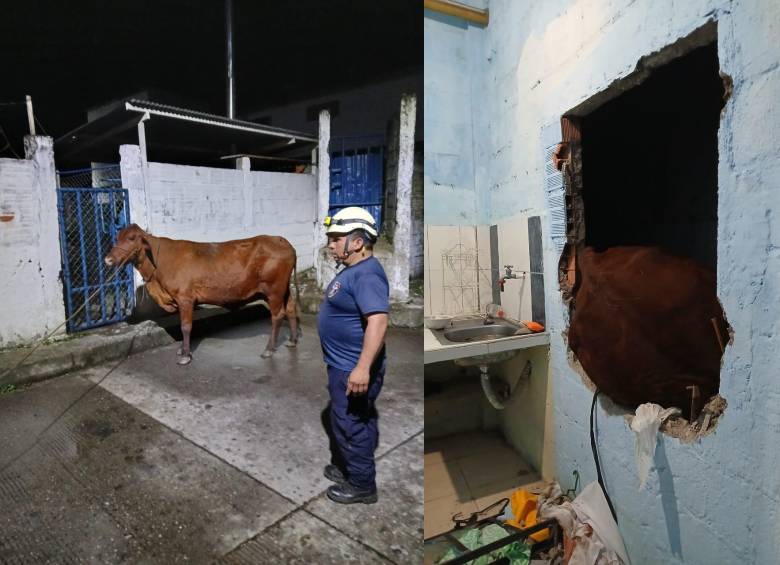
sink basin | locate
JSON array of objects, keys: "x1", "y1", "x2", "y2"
[{"x1": 444, "y1": 324, "x2": 528, "y2": 343}]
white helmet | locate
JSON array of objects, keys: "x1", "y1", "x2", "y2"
[{"x1": 324, "y1": 206, "x2": 378, "y2": 239}]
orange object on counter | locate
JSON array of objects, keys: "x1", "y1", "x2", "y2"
[
  {"x1": 522, "y1": 321, "x2": 545, "y2": 333},
  {"x1": 503, "y1": 488, "x2": 550, "y2": 543}
]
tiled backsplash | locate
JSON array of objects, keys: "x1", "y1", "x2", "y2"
[
  {"x1": 425, "y1": 215, "x2": 544, "y2": 324},
  {"x1": 425, "y1": 225, "x2": 481, "y2": 316}
]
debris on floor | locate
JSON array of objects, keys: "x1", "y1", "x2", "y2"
[
  {"x1": 425, "y1": 484, "x2": 561, "y2": 564},
  {"x1": 436, "y1": 523, "x2": 532, "y2": 565},
  {"x1": 538, "y1": 482, "x2": 629, "y2": 565}
]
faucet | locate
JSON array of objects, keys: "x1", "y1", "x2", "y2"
[{"x1": 498, "y1": 265, "x2": 518, "y2": 292}]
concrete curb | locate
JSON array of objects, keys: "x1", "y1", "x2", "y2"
[{"x1": 0, "y1": 320, "x2": 175, "y2": 388}]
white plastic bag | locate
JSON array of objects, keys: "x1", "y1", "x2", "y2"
[{"x1": 629, "y1": 403, "x2": 680, "y2": 490}]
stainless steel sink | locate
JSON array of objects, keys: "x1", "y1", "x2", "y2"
[
  {"x1": 443, "y1": 322, "x2": 528, "y2": 343},
  {"x1": 443, "y1": 325, "x2": 516, "y2": 342}
]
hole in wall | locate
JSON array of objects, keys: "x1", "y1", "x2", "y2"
[{"x1": 557, "y1": 26, "x2": 732, "y2": 425}]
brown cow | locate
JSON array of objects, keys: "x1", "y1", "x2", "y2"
[
  {"x1": 568, "y1": 246, "x2": 728, "y2": 419},
  {"x1": 104, "y1": 224, "x2": 299, "y2": 364}
]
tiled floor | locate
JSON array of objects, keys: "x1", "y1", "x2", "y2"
[{"x1": 424, "y1": 430, "x2": 543, "y2": 539}]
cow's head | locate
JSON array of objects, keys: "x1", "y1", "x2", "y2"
[{"x1": 104, "y1": 224, "x2": 150, "y2": 268}]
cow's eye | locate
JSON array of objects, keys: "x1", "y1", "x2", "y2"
[{"x1": 129, "y1": 235, "x2": 136, "y2": 241}]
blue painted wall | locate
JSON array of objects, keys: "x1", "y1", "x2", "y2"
[
  {"x1": 423, "y1": 9, "x2": 485, "y2": 225},
  {"x1": 427, "y1": 0, "x2": 780, "y2": 562}
]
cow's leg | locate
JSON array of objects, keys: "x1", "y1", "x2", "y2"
[
  {"x1": 177, "y1": 300, "x2": 195, "y2": 365},
  {"x1": 261, "y1": 294, "x2": 284, "y2": 359},
  {"x1": 285, "y1": 293, "x2": 299, "y2": 348}
]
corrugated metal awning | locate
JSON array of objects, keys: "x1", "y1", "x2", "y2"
[{"x1": 124, "y1": 99, "x2": 316, "y2": 143}]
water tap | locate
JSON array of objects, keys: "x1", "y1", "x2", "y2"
[{"x1": 498, "y1": 265, "x2": 518, "y2": 292}]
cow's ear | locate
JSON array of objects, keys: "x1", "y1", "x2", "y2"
[{"x1": 141, "y1": 234, "x2": 157, "y2": 268}]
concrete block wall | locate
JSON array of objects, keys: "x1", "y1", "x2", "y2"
[
  {"x1": 0, "y1": 136, "x2": 66, "y2": 347},
  {"x1": 120, "y1": 145, "x2": 317, "y2": 272},
  {"x1": 466, "y1": 0, "x2": 780, "y2": 562}
]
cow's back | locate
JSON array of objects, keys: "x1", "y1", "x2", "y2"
[
  {"x1": 157, "y1": 234, "x2": 296, "y2": 305},
  {"x1": 568, "y1": 246, "x2": 726, "y2": 413}
]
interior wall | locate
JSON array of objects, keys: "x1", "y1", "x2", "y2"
[
  {"x1": 423, "y1": 9, "x2": 485, "y2": 226},
  {"x1": 493, "y1": 346, "x2": 553, "y2": 479},
  {"x1": 474, "y1": 0, "x2": 780, "y2": 562},
  {"x1": 424, "y1": 361, "x2": 493, "y2": 440}
]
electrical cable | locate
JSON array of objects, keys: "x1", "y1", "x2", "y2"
[
  {"x1": 0, "y1": 125, "x2": 22, "y2": 158},
  {"x1": 590, "y1": 388, "x2": 618, "y2": 524},
  {"x1": 34, "y1": 115, "x2": 50, "y2": 137}
]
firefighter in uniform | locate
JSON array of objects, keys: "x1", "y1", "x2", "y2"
[{"x1": 317, "y1": 207, "x2": 389, "y2": 504}]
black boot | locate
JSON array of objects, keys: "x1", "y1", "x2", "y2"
[
  {"x1": 323, "y1": 464, "x2": 346, "y2": 483},
  {"x1": 326, "y1": 482, "x2": 378, "y2": 504}
]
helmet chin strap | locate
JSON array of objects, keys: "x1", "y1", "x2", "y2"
[{"x1": 335, "y1": 232, "x2": 364, "y2": 266}]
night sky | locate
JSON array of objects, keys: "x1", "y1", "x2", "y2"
[{"x1": 0, "y1": 0, "x2": 422, "y2": 157}]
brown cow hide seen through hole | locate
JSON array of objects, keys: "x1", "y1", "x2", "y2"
[{"x1": 568, "y1": 246, "x2": 728, "y2": 419}]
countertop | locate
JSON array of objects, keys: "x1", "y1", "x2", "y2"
[{"x1": 423, "y1": 316, "x2": 550, "y2": 364}]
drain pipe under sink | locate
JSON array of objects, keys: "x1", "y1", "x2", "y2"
[{"x1": 479, "y1": 361, "x2": 532, "y2": 410}]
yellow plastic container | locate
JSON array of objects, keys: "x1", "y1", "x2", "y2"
[{"x1": 504, "y1": 489, "x2": 550, "y2": 543}]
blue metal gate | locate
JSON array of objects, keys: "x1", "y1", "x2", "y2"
[
  {"x1": 329, "y1": 135, "x2": 384, "y2": 230},
  {"x1": 56, "y1": 166, "x2": 135, "y2": 331}
]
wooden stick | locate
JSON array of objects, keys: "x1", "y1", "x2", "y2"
[
  {"x1": 710, "y1": 317, "x2": 725, "y2": 354},
  {"x1": 686, "y1": 385, "x2": 701, "y2": 422}
]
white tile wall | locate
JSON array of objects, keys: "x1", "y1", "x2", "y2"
[
  {"x1": 425, "y1": 225, "x2": 481, "y2": 315},
  {"x1": 496, "y1": 215, "x2": 533, "y2": 322}
]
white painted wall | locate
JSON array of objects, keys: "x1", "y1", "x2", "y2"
[
  {"x1": 0, "y1": 136, "x2": 66, "y2": 347},
  {"x1": 120, "y1": 145, "x2": 317, "y2": 272}
]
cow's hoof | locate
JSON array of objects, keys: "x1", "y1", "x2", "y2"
[
  {"x1": 261, "y1": 350, "x2": 275, "y2": 359},
  {"x1": 285, "y1": 340, "x2": 298, "y2": 348},
  {"x1": 177, "y1": 354, "x2": 192, "y2": 365}
]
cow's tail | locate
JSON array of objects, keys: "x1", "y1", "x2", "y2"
[{"x1": 287, "y1": 257, "x2": 302, "y2": 338}]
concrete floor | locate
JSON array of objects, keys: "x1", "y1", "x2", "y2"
[{"x1": 0, "y1": 314, "x2": 423, "y2": 564}]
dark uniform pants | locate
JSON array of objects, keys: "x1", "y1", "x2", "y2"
[{"x1": 327, "y1": 365, "x2": 384, "y2": 489}]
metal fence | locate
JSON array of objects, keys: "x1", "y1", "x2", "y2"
[
  {"x1": 56, "y1": 166, "x2": 134, "y2": 331},
  {"x1": 58, "y1": 165, "x2": 123, "y2": 190}
]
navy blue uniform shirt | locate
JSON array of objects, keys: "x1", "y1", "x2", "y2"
[{"x1": 317, "y1": 256, "x2": 389, "y2": 372}]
